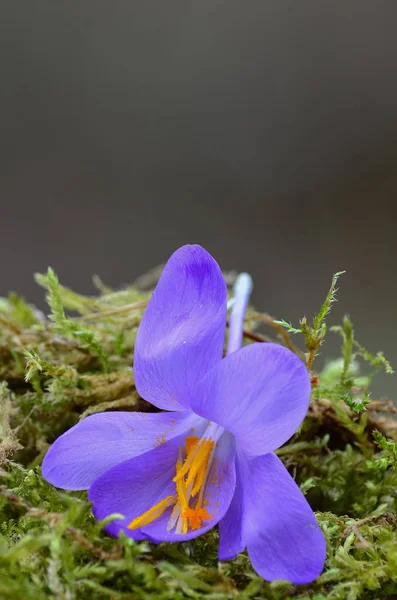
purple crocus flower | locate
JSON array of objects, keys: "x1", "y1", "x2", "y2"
[{"x1": 42, "y1": 245, "x2": 326, "y2": 584}]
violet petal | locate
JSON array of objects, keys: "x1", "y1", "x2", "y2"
[
  {"x1": 134, "y1": 245, "x2": 227, "y2": 411},
  {"x1": 220, "y1": 450, "x2": 326, "y2": 584},
  {"x1": 42, "y1": 411, "x2": 201, "y2": 490},
  {"x1": 190, "y1": 343, "x2": 311, "y2": 455}
]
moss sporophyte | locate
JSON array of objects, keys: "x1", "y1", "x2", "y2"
[{"x1": 43, "y1": 245, "x2": 326, "y2": 584}]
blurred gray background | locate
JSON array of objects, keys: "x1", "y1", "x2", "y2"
[{"x1": 1, "y1": 2, "x2": 396, "y2": 397}]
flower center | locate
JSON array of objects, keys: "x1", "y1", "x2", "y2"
[{"x1": 127, "y1": 425, "x2": 222, "y2": 534}]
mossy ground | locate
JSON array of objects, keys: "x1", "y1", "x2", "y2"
[{"x1": 0, "y1": 267, "x2": 396, "y2": 599}]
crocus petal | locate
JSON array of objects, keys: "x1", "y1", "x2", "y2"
[
  {"x1": 42, "y1": 410, "x2": 201, "y2": 491},
  {"x1": 134, "y1": 245, "x2": 227, "y2": 411},
  {"x1": 190, "y1": 343, "x2": 311, "y2": 456},
  {"x1": 88, "y1": 430, "x2": 236, "y2": 543},
  {"x1": 219, "y1": 451, "x2": 326, "y2": 584},
  {"x1": 218, "y1": 457, "x2": 245, "y2": 559}
]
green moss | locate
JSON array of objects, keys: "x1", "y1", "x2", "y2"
[{"x1": 0, "y1": 267, "x2": 396, "y2": 599}]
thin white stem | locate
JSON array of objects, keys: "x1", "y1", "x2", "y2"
[{"x1": 227, "y1": 273, "x2": 253, "y2": 355}]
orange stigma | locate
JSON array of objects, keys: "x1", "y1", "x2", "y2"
[{"x1": 183, "y1": 507, "x2": 211, "y2": 530}]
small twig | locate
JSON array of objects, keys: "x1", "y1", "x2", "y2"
[
  {"x1": 14, "y1": 407, "x2": 35, "y2": 433},
  {"x1": 74, "y1": 300, "x2": 148, "y2": 322},
  {"x1": 367, "y1": 399, "x2": 397, "y2": 414},
  {"x1": 251, "y1": 312, "x2": 305, "y2": 358},
  {"x1": 65, "y1": 526, "x2": 122, "y2": 560},
  {"x1": 349, "y1": 526, "x2": 372, "y2": 549},
  {"x1": 79, "y1": 392, "x2": 141, "y2": 419},
  {"x1": 342, "y1": 512, "x2": 397, "y2": 541},
  {"x1": 0, "y1": 316, "x2": 22, "y2": 334},
  {"x1": 242, "y1": 329, "x2": 270, "y2": 343},
  {"x1": 226, "y1": 321, "x2": 270, "y2": 344}
]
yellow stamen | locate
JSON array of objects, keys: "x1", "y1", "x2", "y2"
[
  {"x1": 197, "y1": 445, "x2": 217, "y2": 508},
  {"x1": 191, "y1": 458, "x2": 209, "y2": 497},
  {"x1": 127, "y1": 495, "x2": 175, "y2": 530},
  {"x1": 174, "y1": 438, "x2": 214, "y2": 487},
  {"x1": 128, "y1": 432, "x2": 219, "y2": 535},
  {"x1": 173, "y1": 443, "x2": 200, "y2": 482},
  {"x1": 185, "y1": 439, "x2": 214, "y2": 488},
  {"x1": 175, "y1": 459, "x2": 189, "y2": 534}
]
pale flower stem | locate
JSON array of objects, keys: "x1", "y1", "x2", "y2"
[{"x1": 227, "y1": 273, "x2": 253, "y2": 355}]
